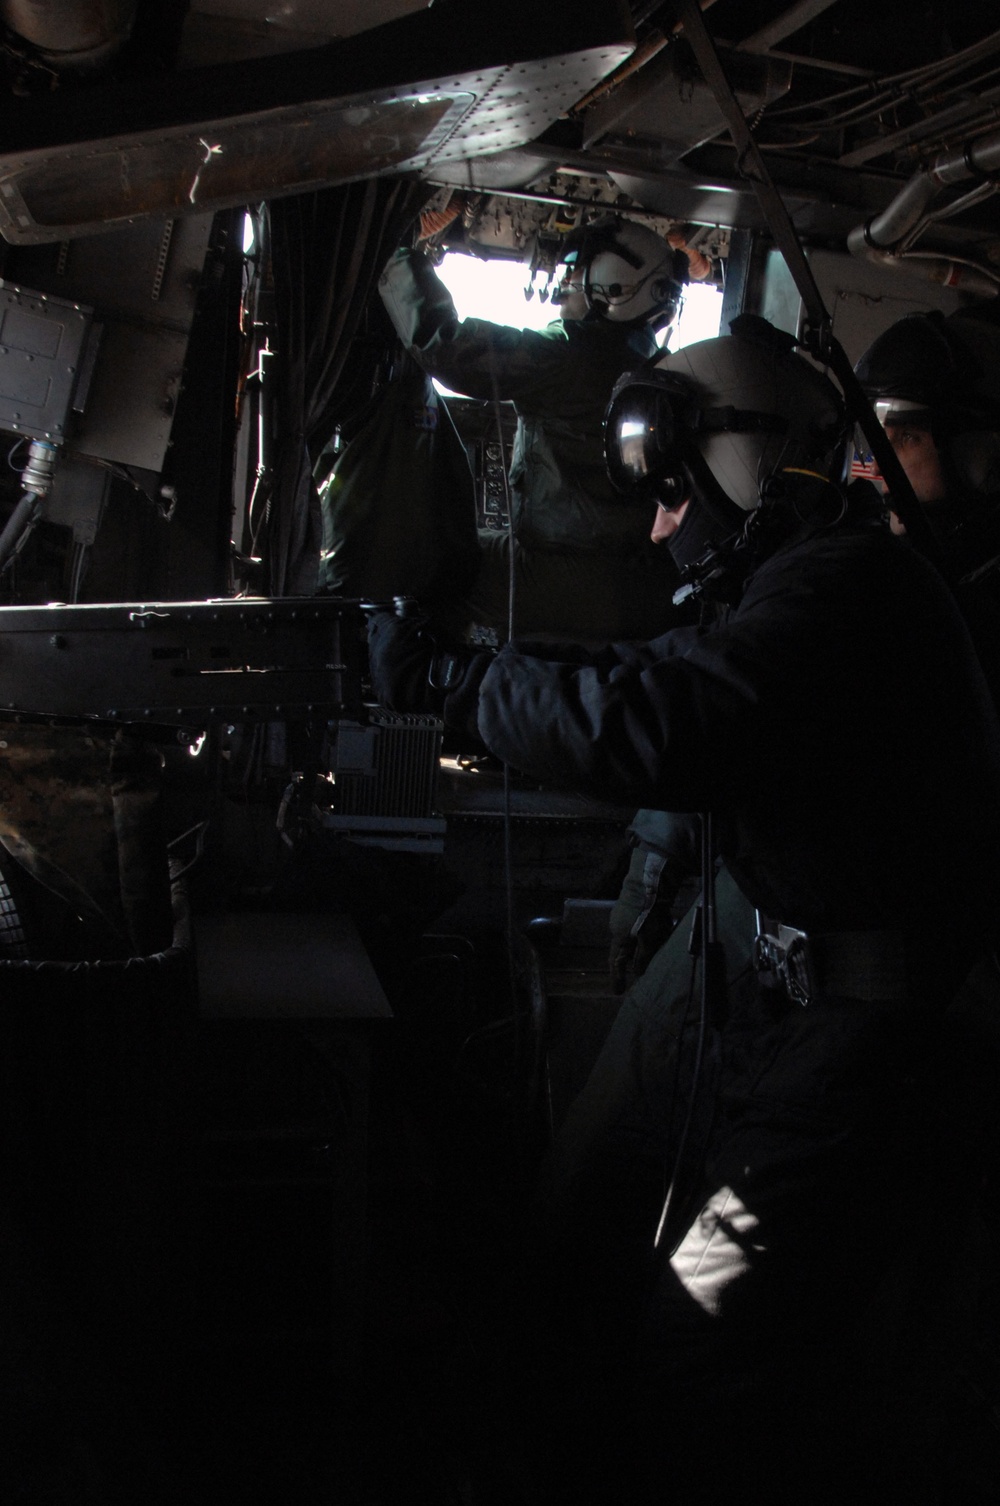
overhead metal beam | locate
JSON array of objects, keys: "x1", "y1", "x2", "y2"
[{"x1": 737, "y1": 0, "x2": 841, "y2": 54}]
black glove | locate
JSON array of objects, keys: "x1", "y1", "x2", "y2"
[
  {"x1": 366, "y1": 606, "x2": 446, "y2": 715},
  {"x1": 366, "y1": 606, "x2": 493, "y2": 735}
]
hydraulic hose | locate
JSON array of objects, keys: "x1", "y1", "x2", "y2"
[{"x1": 0, "y1": 489, "x2": 41, "y2": 574}]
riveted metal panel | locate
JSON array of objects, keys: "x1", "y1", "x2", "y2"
[{"x1": 0, "y1": 2, "x2": 634, "y2": 242}]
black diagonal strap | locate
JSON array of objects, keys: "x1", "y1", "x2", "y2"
[
  {"x1": 674, "y1": 0, "x2": 942, "y2": 570},
  {"x1": 694, "y1": 405, "x2": 786, "y2": 435}
]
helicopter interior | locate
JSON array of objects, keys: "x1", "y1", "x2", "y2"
[{"x1": 0, "y1": 3, "x2": 998, "y2": 1501}]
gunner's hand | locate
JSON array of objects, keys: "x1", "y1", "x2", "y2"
[
  {"x1": 366, "y1": 605, "x2": 494, "y2": 734},
  {"x1": 366, "y1": 605, "x2": 445, "y2": 716}
]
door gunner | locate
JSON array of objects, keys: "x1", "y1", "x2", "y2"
[{"x1": 366, "y1": 317, "x2": 1000, "y2": 1498}]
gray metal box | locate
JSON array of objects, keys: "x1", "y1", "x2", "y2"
[{"x1": 0, "y1": 282, "x2": 93, "y2": 441}]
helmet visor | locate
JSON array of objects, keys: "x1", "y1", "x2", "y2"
[
  {"x1": 604, "y1": 378, "x2": 684, "y2": 497},
  {"x1": 873, "y1": 398, "x2": 934, "y2": 429}
]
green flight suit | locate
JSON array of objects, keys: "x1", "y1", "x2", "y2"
[{"x1": 377, "y1": 247, "x2": 681, "y2": 641}]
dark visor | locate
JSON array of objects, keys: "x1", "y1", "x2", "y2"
[
  {"x1": 604, "y1": 379, "x2": 682, "y2": 496},
  {"x1": 605, "y1": 369, "x2": 789, "y2": 499}
]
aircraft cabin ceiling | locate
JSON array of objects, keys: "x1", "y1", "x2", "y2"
[{"x1": 0, "y1": 0, "x2": 995, "y2": 278}]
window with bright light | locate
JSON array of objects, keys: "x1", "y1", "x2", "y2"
[
  {"x1": 434, "y1": 250, "x2": 724, "y2": 352},
  {"x1": 662, "y1": 280, "x2": 726, "y2": 349},
  {"x1": 435, "y1": 252, "x2": 560, "y2": 333}
]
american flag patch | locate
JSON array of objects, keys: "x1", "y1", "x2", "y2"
[{"x1": 851, "y1": 451, "x2": 885, "y2": 490}]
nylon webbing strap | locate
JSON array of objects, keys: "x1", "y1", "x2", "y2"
[{"x1": 674, "y1": 0, "x2": 940, "y2": 566}]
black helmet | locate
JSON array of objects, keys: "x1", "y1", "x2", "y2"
[
  {"x1": 855, "y1": 308, "x2": 1000, "y2": 501},
  {"x1": 604, "y1": 322, "x2": 848, "y2": 569},
  {"x1": 854, "y1": 313, "x2": 956, "y2": 427}
]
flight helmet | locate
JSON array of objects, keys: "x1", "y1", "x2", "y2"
[
  {"x1": 555, "y1": 217, "x2": 688, "y2": 328},
  {"x1": 855, "y1": 308, "x2": 1000, "y2": 504},
  {"x1": 604, "y1": 318, "x2": 849, "y2": 569}
]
